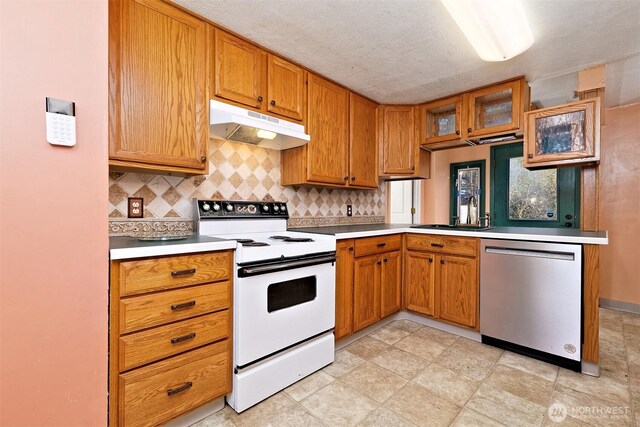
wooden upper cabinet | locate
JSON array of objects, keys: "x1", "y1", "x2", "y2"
[
  {"x1": 466, "y1": 78, "x2": 527, "y2": 138},
  {"x1": 267, "y1": 54, "x2": 305, "y2": 121},
  {"x1": 437, "y1": 255, "x2": 478, "y2": 328},
  {"x1": 109, "y1": 0, "x2": 208, "y2": 174},
  {"x1": 214, "y1": 29, "x2": 264, "y2": 109},
  {"x1": 422, "y1": 95, "x2": 464, "y2": 145},
  {"x1": 349, "y1": 94, "x2": 379, "y2": 188},
  {"x1": 306, "y1": 74, "x2": 350, "y2": 184},
  {"x1": 381, "y1": 105, "x2": 416, "y2": 174}
]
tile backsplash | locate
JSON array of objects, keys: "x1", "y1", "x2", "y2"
[{"x1": 109, "y1": 139, "x2": 386, "y2": 235}]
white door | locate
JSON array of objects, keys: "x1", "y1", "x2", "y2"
[{"x1": 389, "y1": 181, "x2": 420, "y2": 224}]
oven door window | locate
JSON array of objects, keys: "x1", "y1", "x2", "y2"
[{"x1": 267, "y1": 276, "x2": 317, "y2": 313}]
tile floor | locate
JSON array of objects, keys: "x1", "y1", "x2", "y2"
[{"x1": 192, "y1": 308, "x2": 640, "y2": 426}]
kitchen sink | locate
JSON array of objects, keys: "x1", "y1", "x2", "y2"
[{"x1": 411, "y1": 224, "x2": 493, "y2": 231}]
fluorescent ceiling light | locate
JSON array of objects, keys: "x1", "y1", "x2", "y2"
[
  {"x1": 256, "y1": 129, "x2": 277, "y2": 140},
  {"x1": 440, "y1": 0, "x2": 534, "y2": 61}
]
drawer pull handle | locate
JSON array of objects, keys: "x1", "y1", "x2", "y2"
[
  {"x1": 376, "y1": 243, "x2": 387, "y2": 247},
  {"x1": 171, "y1": 300, "x2": 196, "y2": 311},
  {"x1": 171, "y1": 268, "x2": 196, "y2": 277},
  {"x1": 430, "y1": 243, "x2": 444, "y2": 248},
  {"x1": 167, "y1": 382, "x2": 193, "y2": 396},
  {"x1": 171, "y1": 332, "x2": 196, "y2": 344}
]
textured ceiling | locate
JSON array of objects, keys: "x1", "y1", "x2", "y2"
[{"x1": 175, "y1": 0, "x2": 640, "y2": 107}]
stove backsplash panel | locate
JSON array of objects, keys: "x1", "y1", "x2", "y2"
[{"x1": 109, "y1": 139, "x2": 385, "y2": 235}]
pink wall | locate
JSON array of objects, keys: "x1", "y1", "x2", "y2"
[
  {"x1": 599, "y1": 103, "x2": 640, "y2": 306},
  {"x1": 0, "y1": 1, "x2": 108, "y2": 425}
]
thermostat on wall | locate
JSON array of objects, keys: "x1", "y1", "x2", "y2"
[{"x1": 46, "y1": 97, "x2": 76, "y2": 147}]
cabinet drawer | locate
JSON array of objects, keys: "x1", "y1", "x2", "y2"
[
  {"x1": 406, "y1": 234, "x2": 478, "y2": 257},
  {"x1": 119, "y1": 341, "x2": 230, "y2": 427},
  {"x1": 120, "y1": 281, "x2": 231, "y2": 334},
  {"x1": 118, "y1": 251, "x2": 232, "y2": 296},
  {"x1": 119, "y1": 311, "x2": 229, "y2": 371},
  {"x1": 354, "y1": 234, "x2": 402, "y2": 257}
]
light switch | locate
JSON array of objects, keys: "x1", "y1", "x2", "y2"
[{"x1": 46, "y1": 97, "x2": 76, "y2": 147}]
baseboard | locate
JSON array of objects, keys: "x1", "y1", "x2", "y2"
[
  {"x1": 600, "y1": 298, "x2": 640, "y2": 314},
  {"x1": 335, "y1": 311, "x2": 481, "y2": 351}
]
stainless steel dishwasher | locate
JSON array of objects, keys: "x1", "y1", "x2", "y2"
[{"x1": 480, "y1": 239, "x2": 582, "y2": 370}]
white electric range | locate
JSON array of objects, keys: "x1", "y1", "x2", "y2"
[{"x1": 194, "y1": 199, "x2": 336, "y2": 412}]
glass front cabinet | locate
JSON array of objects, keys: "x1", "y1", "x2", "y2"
[{"x1": 421, "y1": 78, "x2": 529, "y2": 150}]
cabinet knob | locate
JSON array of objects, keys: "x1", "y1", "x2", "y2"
[
  {"x1": 383, "y1": 258, "x2": 388, "y2": 263},
  {"x1": 467, "y1": 127, "x2": 472, "y2": 133},
  {"x1": 377, "y1": 261, "x2": 382, "y2": 265},
  {"x1": 348, "y1": 247, "x2": 354, "y2": 251},
  {"x1": 344, "y1": 176, "x2": 349, "y2": 181},
  {"x1": 258, "y1": 96, "x2": 263, "y2": 103},
  {"x1": 527, "y1": 154, "x2": 533, "y2": 159},
  {"x1": 428, "y1": 258, "x2": 433, "y2": 263},
  {"x1": 351, "y1": 176, "x2": 356, "y2": 181},
  {"x1": 440, "y1": 259, "x2": 445, "y2": 264},
  {"x1": 270, "y1": 100, "x2": 276, "y2": 106},
  {"x1": 455, "y1": 130, "x2": 460, "y2": 135},
  {"x1": 410, "y1": 166, "x2": 415, "y2": 171},
  {"x1": 200, "y1": 156, "x2": 206, "y2": 162}
]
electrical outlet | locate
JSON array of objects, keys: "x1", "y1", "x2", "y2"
[
  {"x1": 346, "y1": 205, "x2": 352, "y2": 217},
  {"x1": 128, "y1": 197, "x2": 144, "y2": 218}
]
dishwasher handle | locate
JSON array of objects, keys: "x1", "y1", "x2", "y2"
[{"x1": 484, "y1": 246, "x2": 575, "y2": 261}]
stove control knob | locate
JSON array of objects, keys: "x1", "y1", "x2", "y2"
[
  {"x1": 247, "y1": 205, "x2": 256, "y2": 214},
  {"x1": 280, "y1": 204, "x2": 287, "y2": 212},
  {"x1": 212, "y1": 203, "x2": 221, "y2": 211},
  {"x1": 273, "y1": 205, "x2": 280, "y2": 212},
  {"x1": 226, "y1": 203, "x2": 234, "y2": 212},
  {"x1": 202, "y1": 202, "x2": 211, "y2": 211},
  {"x1": 262, "y1": 204, "x2": 269, "y2": 212}
]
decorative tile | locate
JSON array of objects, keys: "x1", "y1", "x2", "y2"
[{"x1": 108, "y1": 138, "x2": 386, "y2": 234}]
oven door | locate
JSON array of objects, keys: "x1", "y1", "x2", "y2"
[{"x1": 235, "y1": 255, "x2": 336, "y2": 368}]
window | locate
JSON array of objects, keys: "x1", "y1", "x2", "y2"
[
  {"x1": 450, "y1": 161, "x2": 486, "y2": 225},
  {"x1": 491, "y1": 142, "x2": 580, "y2": 228}
]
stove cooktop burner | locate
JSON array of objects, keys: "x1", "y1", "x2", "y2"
[
  {"x1": 269, "y1": 235, "x2": 314, "y2": 243},
  {"x1": 241, "y1": 241, "x2": 270, "y2": 247},
  {"x1": 234, "y1": 239, "x2": 254, "y2": 244}
]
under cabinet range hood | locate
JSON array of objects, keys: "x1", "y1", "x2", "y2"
[{"x1": 209, "y1": 100, "x2": 310, "y2": 150}]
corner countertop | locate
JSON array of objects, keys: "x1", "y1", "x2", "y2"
[
  {"x1": 292, "y1": 224, "x2": 608, "y2": 245},
  {"x1": 109, "y1": 235, "x2": 236, "y2": 260}
]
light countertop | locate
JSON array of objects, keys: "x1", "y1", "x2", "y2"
[
  {"x1": 292, "y1": 224, "x2": 608, "y2": 245},
  {"x1": 109, "y1": 235, "x2": 236, "y2": 260}
]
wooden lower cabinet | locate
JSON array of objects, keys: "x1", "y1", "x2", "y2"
[
  {"x1": 353, "y1": 254, "x2": 382, "y2": 331},
  {"x1": 380, "y1": 251, "x2": 402, "y2": 318},
  {"x1": 335, "y1": 236, "x2": 403, "y2": 338},
  {"x1": 335, "y1": 240, "x2": 355, "y2": 340},
  {"x1": 110, "y1": 250, "x2": 233, "y2": 426},
  {"x1": 404, "y1": 251, "x2": 435, "y2": 316},
  {"x1": 438, "y1": 255, "x2": 478, "y2": 328},
  {"x1": 404, "y1": 235, "x2": 479, "y2": 329}
]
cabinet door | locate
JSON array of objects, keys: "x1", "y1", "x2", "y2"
[
  {"x1": 267, "y1": 54, "x2": 305, "y2": 121},
  {"x1": 404, "y1": 251, "x2": 435, "y2": 316},
  {"x1": 109, "y1": 0, "x2": 208, "y2": 171},
  {"x1": 423, "y1": 95, "x2": 463, "y2": 144},
  {"x1": 438, "y1": 255, "x2": 478, "y2": 328},
  {"x1": 382, "y1": 106, "x2": 417, "y2": 175},
  {"x1": 353, "y1": 255, "x2": 381, "y2": 332},
  {"x1": 306, "y1": 74, "x2": 349, "y2": 185},
  {"x1": 335, "y1": 240, "x2": 354, "y2": 340},
  {"x1": 380, "y1": 251, "x2": 402, "y2": 318},
  {"x1": 214, "y1": 29, "x2": 264, "y2": 109},
  {"x1": 349, "y1": 93, "x2": 378, "y2": 188},
  {"x1": 466, "y1": 80, "x2": 522, "y2": 138}
]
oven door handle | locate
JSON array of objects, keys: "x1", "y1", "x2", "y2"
[{"x1": 238, "y1": 254, "x2": 337, "y2": 277}]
